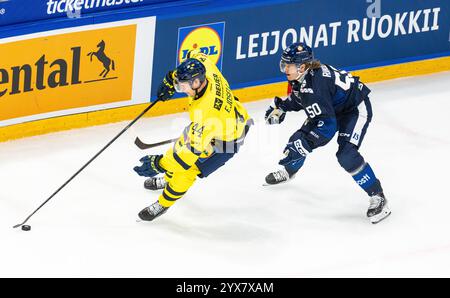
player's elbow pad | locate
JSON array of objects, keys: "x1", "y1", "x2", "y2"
[
  {"x1": 277, "y1": 95, "x2": 303, "y2": 112},
  {"x1": 275, "y1": 97, "x2": 293, "y2": 112}
]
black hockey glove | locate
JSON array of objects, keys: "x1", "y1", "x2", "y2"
[
  {"x1": 265, "y1": 96, "x2": 286, "y2": 124},
  {"x1": 134, "y1": 155, "x2": 165, "y2": 177},
  {"x1": 156, "y1": 71, "x2": 175, "y2": 101},
  {"x1": 279, "y1": 131, "x2": 311, "y2": 166}
]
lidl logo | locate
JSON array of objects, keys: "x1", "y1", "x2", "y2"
[{"x1": 177, "y1": 22, "x2": 225, "y2": 70}]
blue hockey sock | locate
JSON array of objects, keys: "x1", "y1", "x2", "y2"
[
  {"x1": 285, "y1": 158, "x2": 305, "y2": 176},
  {"x1": 352, "y1": 163, "x2": 383, "y2": 196}
]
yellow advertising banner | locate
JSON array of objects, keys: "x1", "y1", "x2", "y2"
[{"x1": 0, "y1": 25, "x2": 136, "y2": 121}]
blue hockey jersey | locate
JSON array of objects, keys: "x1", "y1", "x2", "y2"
[{"x1": 277, "y1": 64, "x2": 371, "y2": 152}]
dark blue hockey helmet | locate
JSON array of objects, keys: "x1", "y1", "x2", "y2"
[
  {"x1": 280, "y1": 42, "x2": 314, "y2": 73},
  {"x1": 174, "y1": 58, "x2": 206, "y2": 92}
]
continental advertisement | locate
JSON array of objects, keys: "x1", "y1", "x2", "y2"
[
  {"x1": 0, "y1": 16, "x2": 156, "y2": 132},
  {"x1": 0, "y1": 25, "x2": 136, "y2": 124}
]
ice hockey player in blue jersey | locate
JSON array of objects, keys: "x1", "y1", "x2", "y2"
[{"x1": 264, "y1": 42, "x2": 391, "y2": 224}]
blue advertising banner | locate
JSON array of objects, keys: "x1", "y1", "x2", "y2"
[{"x1": 151, "y1": 0, "x2": 450, "y2": 98}]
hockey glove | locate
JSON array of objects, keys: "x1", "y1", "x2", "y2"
[
  {"x1": 134, "y1": 155, "x2": 165, "y2": 177},
  {"x1": 156, "y1": 71, "x2": 175, "y2": 101},
  {"x1": 265, "y1": 97, "x2": 286, "y2": 124},
  {"x1": 279, "y1": 132, "x2": 311, "y2": 166}
]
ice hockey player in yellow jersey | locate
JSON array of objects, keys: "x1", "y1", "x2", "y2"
[{"x1": 134, "y1": 50, "x2": 253, "y2": 221}]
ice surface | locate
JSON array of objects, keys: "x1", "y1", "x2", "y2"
[{"x1": 1, "y1": 72, "x2": 449, "y2": 277}]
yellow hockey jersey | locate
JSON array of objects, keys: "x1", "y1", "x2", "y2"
[{"x1": 160, "y1": 51, "x2": 251, "y2": 173}]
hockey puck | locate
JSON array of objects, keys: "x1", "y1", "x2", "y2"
[{"x1": 21, "y1": 225, "x2": 31, "y2": 231}]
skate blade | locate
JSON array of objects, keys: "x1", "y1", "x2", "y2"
[
  {"x1": 263, "y1": 182, "x2": 284, "y2": 186},
  {"x1": 369, "y1": 208, "x2": 392, "y2": 224},
  {"x1": 262, "y1": 179, "x2": 291, "y2": 187},
  {"x1": 262, "y1": 174, "x2": 295, "y2": 186}
]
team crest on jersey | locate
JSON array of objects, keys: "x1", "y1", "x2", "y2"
[
  {"x1": 177, "y1": 22, "x2": 225, "y2": 70},
  {"x1": 300, "y1": 80, "x2": 313, "y2": 94},
  {"x1": 321, "y1": 65, "x2": 331, "y2": 77}
]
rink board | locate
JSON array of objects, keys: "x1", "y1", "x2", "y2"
[
  {"x1": 1, "y1": 55, "x2": 449, "y2": 142},
  {"x1": 0, "y1": 0, "x2": 449, "y2": 141}
]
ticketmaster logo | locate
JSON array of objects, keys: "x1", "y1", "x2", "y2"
[{"x1": 46, "y1": 0, "x2": 143, "y2": 15}]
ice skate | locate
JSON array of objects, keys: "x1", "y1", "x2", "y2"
[
  {"x1": 264, "y1": 168, "x2": 294, "y2": 186},
  {"x1": 144, "y1": 176, "x2": 166, "y2": 190},
  {"x1": 367, "y1": 193, "x2": 391, "y2": 224},
  {"x1": 138, "y1": 201, "x2": 169, "y2": 222}
]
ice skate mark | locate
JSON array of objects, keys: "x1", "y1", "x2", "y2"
[
  {"x1": 381, "y1": 109, "x2": 449, "y2": 145},
  {"x1": 87, "y1": 40, "x2": 116, "y2": 78}
]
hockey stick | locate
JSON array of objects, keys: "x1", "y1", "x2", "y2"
[
  {"x1": 134, "y1": 136, "x2": 177, "y2": 150},
  {"x1": 13, "y1": 99, "x2": 162, "y2": 229}
]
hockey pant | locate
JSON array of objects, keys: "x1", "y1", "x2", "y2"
[{"x1": 158, "y1": 148, "x2": 235, "y2": 207}]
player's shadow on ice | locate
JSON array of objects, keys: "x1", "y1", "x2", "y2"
[
  {"x1": 153, "y1": 204, "x2": 282, "y2": 242},
  {"x1": 159, "y1": 219, "x2": 272, "y2": 242},
  {"x1": 328, "y1": 213, "x2": 367, "y2": 224}
]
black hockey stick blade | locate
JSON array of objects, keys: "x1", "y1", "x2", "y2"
[{"x1": 134, "y1": 137, "x2": 178, "y2": 150}]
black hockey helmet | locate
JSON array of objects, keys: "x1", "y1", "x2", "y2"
[
  {"x1": 174, "y1": 58, "x2": 206, "y2": 91},
  {"x1": 280, "y1": 42, "x2": 314, "y2": 73}
]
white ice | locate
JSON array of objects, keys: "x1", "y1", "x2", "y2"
[{"x1": 1, "y1": 72, "x2": 450, "y2": 277}]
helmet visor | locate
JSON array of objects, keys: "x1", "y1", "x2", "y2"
[
  {"x1": 279, "y1": 60, "x2": 288, "y2": 73},
  {"x1": 174, "y1": 78, "x2": 192, "y2": 93},
  {"x1": 280, "y1": 60, "x2": 301, "y2": 74}
]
